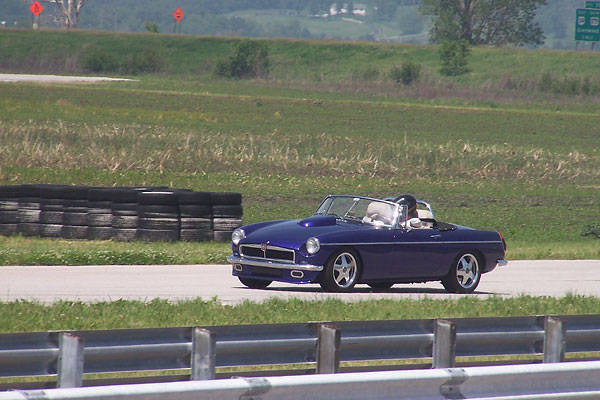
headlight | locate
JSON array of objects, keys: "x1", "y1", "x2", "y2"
[
  {"x1": 231, "y1": 228, "x2": 246, "y2": 245},
  {"x1": 306, "y1": 237, "x2": 320, "y2": 255}
]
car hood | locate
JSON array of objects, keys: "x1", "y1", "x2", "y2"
[{"x1": 242, "y1": 215, "x2": 365, "y2": 250}]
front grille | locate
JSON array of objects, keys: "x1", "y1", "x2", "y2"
[{"x1": 240, "y1": 244, "x2": 295, "y2": 263}]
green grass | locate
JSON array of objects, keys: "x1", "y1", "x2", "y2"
[
  {"x1": 3, "y1": 29, "x2": 600, "y2": 86},
  {"x1": 0, "y1": 79, "x2": 599, "y2": 263},
  {"x1": 0, "y1": 236, "x2": 228, "y2": 266},
  {"x1": 0, "y1": 30, "x2": 599, "y2": 265},
  {"x1": 1, "y1": 295, "x2": 600, "y2": 333}
]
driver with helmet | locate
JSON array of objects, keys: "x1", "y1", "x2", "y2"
[{"x1": 394, "y1": 194, "x2": 422, "y2": 228}]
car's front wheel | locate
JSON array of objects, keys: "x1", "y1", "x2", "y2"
[
  {"x1": 319, "y1": 248, "x2": 361, "y2": 292},
  {"x1": 368, "y1": 282, "x2": 394, "y2": 290},
  {"x1": 442, "y1": 252, "x2": 481, "y2": 294},
  {"x1": 238, "y1": 277, "x2": 272, "y2": 289}
]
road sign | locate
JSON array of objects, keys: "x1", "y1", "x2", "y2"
[
  {"x1": 173, "y1": 8, "x2": 184, "y2": 23},
  {"x1": 586, "y1": 1, "x2": 600, "y2": 9},
  {"x1": 575, "y1": 8, "x2": 600, "y2": 41},
  {"x1": 29, "y1": 1, "x2": 43, "y2": 17}
]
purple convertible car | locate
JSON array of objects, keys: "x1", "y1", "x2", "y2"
[{"x1": 227, "y1": 195, "x2": 507, "y2": 293}]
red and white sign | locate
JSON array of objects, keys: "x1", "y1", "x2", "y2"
[
  {"x1": 30, "y1": 1, "x2": 43, "y2": 17},
  {"x1": 173, "y1": 8, "x2": 184, "y2": 23}
]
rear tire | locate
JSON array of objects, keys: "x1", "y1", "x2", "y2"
[
  {"x1": 239, "y1": 277, "x2": 272, "y2": 289},
  {"x1": 442, "y1": 252, "x2": 482, "y2": 294}
]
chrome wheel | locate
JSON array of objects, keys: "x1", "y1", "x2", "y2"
[
  {"x1": 442, "y1": 252, "x2": 481, "y2": 294},
  {"x1": 456, "y1": 253, "x2": 479, "y2": 289},
  {"x1": 320, "y1": 248, "x2": 361, "y2": 292},
  {"x1": 332, "y1": 252, "x2": 358, "y2": 288}
]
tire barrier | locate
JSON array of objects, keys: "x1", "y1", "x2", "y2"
[
  {"x1": 17, "y1": 184, "x2": 41, "y2": 237},
  {"x1": 87, "y1": 188, "x2": 114, "y2": 241},
  {"x1": 0, "y1": 185, "x2": 243, "y2": 242},
  {"x1": 40, "y1": 184, "x2": 67, "y2": 238},
  {"x1": 211, "y1": 192, "x2": 243, "y2": 243},
  {"x1": 0, "y1": 186, "x2": 18, "y2": 237}
]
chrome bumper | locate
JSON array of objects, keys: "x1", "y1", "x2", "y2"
[
  {"x1": 227, "y1": 255, "x2": 324, "y2": 272},
  {"x1": 497, "y1": 259, "x2": 508, "y2": 267}
]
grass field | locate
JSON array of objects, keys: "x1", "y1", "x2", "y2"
[
  {"x1": 0, "y1": 31, "x2": 598, "y2": 262},
  {"x1": 1, "y1": 295, "x2": 600, "y2": 333}
]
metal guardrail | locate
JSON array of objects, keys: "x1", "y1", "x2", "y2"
[
  {"x1": 0, "y1": 314, "x2": 599, "y2": 390},
  {"x1": 1, "y1": 361, "x2": 600, "y2": 400}
]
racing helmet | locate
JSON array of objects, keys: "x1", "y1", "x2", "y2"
[{"x1": 394, "y1": 194, "x2": 418, "y2": 218}]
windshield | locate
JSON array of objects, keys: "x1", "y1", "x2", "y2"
[{"x1": 315, "y1": 196, "x2": 399, "y2": 227}]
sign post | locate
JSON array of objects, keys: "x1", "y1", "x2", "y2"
[
  {"x1": 29, "y1": 1, "x2": 43, "y2": 30},
  {"x1": 173, "y1": 7, "x2": 184, "y2": 33}
]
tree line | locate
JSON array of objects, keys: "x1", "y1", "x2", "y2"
[{"x1": 0, "y1": 0, "x2": 583, "y2": 50}]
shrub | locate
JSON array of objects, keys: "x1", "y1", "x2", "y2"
[
  {"x1": 216, "y1": 40, "x2": 270, "y2": 79},
  {"x1": 537, "y1": 73, "x2": 600, "y2": 96},
  {"x1": 81, "y1": 49, "x2": 120, "y2": 73},
  {"x1": 539, "y1": 72, "x2": 553, "y2": 92},
  {"x1": 352, "y1": 65, "x2": 380, "y2": 81},
  {"x1": 390, "y1": 60, "x2": 421, "y2": 85},
  {"x1": 81, "y1": 46, "x2": 164, "y2": 75},
  {"x1": 582, "y1": 223, "x2": 600, "y2": 239},
  {"x1": 438, "y1": 39, "x2": 470, "y2": 76},
  {"x1": 123, "y1": 46, "x2": 164, "y2": 75},
  {"x1": 144, "y1": 22, "x2": 161, "y2": 34}
]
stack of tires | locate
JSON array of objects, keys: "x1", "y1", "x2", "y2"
[
  {"x1": 0, "y1": 184, "x2": 243, "y2": 243},
  {"x1": 87, "y1": 188, "x2": 114, "y2": 240},
  {"x1": 136, "y1": 191, "x2": 180, "y2": 242},
  {"x1": 111, "y1": 188, "x2": 140, "y2": 242},
  {"x1": 62, "y1": 186, "x2": 89, "y2": 239},
  {"x1": 211, "y1": 192, "x2": 243, "y2": 242},
  {"x1": 0, "y1": 185, "x2": 19, "y2": 236},
  {"x1": 17, "y1": 184, "x2": 42, "y2": 237},
  {"x1": 39, "y1": 185, "x2": 66, "y2": 238},
  {"x1": 178, "y1": 190, "x2": 213, "y2": 242}
]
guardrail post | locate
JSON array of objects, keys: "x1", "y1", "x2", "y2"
[
  {"x1": 317, "y1": 324, "x2": 340, "y2": 374},
  {"x1": 543, "y1": 316, "x2": 566, "y2": 363},
  {"x1": 433, "y1": 319, "x2": 456, "y2": 369},
  {"x1": 191, "y1": 327, "x2": 216, "y2": 380},
  {"x1": 57, "y1": 332, "x2": 84, "y2": 388}
]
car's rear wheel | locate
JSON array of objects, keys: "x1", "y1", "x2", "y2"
[
  {"x1": 238, "y1": 277, "x2": 272, "y2": 289},
  {"x1": 319, "y1": 248, "x2": 361, "y2": 292},
  {"x1": 442, "y1": 252, "x2": 481, "y2": 294},
  {"x1": 368, "y1": 282, "x2": 394, "y2": 290}
]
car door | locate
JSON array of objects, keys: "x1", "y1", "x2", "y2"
[
  {"x1": 393, "y1": 227, "x2": 449, "y2": 278},
  {"x1": 357, "y1": 226, "x2": 449, "y2": 280}
]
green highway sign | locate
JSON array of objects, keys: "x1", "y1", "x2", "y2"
[
  {"x1": 586, "y1": 1, "x2": 600, "y2": 9},
  {"x1": 575, "y1": 8, "x2": 600, "y2": 41}
]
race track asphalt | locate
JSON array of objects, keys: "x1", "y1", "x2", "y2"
[{"x1": 1, "y1": 260, "x2": 599, "y2": 304}]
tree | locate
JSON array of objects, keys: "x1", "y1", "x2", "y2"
[
  {"x1": 44, "y1": 0, "x2": 91, "y2": 28},
  {"x1": 216, "y1": 40, "x2": 271, "y2": 79},
  {"x1": 420, "y1": 0, "x2": 547, "y2": 46},
  {"x1": 438, "y1": 39, "x2": 470, "y2": 75}
]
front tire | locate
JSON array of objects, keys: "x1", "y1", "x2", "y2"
[
  {"x1": 442, "y1": 252, "x2": 482, "y2": 294},
  {"x1": 319, "y1": 248, "x2": 361, "y2": 292},
  {"x1": 368, "y1": 282, "x2": 394, "y2": 290},
  {"x1": 238, "y1": 277, "x2": 272, "y2": 289}
]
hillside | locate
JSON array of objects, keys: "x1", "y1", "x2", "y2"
[{"x1": 2, "y1": 29, "x2": 600, "y2": 101}]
